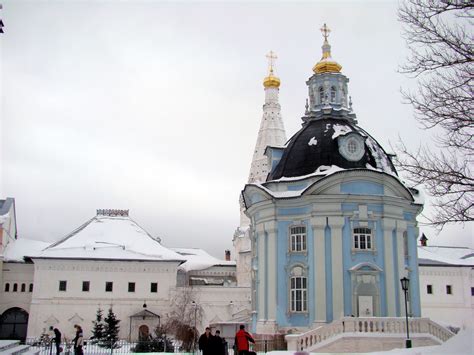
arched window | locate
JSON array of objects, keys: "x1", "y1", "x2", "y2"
[
  {"x1": 353, "y1": 227, "x2": 372, "y2": 251},
  {"x1": 21, "y1": 283, "x2": 26, "y2": 292},
  {"x1": 319, "y1": 87, "x2": 324, "y2": 103},
  {"x1": 290, "y1": 225, "x2": 306, "y2": 252},
  {"x1": 290, "y1": 266, "x2": 307, "y2": 312},
  {"x1": 29, "y1": 283, "x2": 33, "y2": 292},
  {"x1": 13, "y1": 283, "x2": 18, "y2": 292},
  {"x1": 4, "y1": 283, "x2": 10, "y2": 292},
  {"x1": 330, "y1": 86, "x2": 336, "y2": 102}
]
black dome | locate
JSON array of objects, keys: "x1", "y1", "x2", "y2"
[{"x1": 267, "y1": 118, "x2": 397, "y2": 181}]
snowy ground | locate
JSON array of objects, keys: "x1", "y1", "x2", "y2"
[{"x1": 29, "y1": 328, "x2": 473, "y2": 354}]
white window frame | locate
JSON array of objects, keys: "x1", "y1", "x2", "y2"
[
  {"x1": 319, "y1": 86, "x2": 324, "y2": 104},
  {"x1": 290, "y1": 225, "x2": 307, "y2": 252},
  {"x1": 330, "y1": 86, "x2": 337, "y2": 103},
  {"x1": 353, "y1": 227, "x2": 373, "y2": 251},
  {"x1": 289, "y1": 266, "x2": 308, "y2": 313}
]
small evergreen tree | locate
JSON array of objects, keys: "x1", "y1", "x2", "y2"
[
  {"x1": 90, "y1": 307, "x2": 104, "y2": 344},
  {"x1": 103, "y1": 307, "x2": 120, "y2": 348}
]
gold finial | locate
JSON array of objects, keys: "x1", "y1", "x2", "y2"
[
  {"x1": 313, "y1": 23, "x2": 342, "y2": 74},
  {"x1": 263, "y1": 50, "x2": 281, "y2": 88},
  {"x1": 320, "y1": 23, "x2": 331, "y2": 42}
]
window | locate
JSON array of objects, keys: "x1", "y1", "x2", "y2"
[
  {"x1": 150, "y1": 282, "x2": 158, "y2": 293},
  {"x1": 13, "y1": 283, "x2": 18, "y2": 292},
  {"x1": 290, "y1": 276, "x2": 307, "y2": 312},
  {"x1": 290, "y1": 226, "x2": 307, "y2": 252},
  {"x1": 446, "y1": 285, "x2": 452, "y2": 295},
  {"x1": 330, "y1": 86, "x2": 336, "y2": 102},
  {"x1": 319, "y1": 87, "x2": 324, "y2": 103},
  {"x1": 82, "y1": 281, "x2": 90, "y2": 292},
  {"x1": 21, "y1": 283, "x2": 26, "y2": 292},
  {"x1": 105, "y1": 282, "x2": 113, "y2": 292},
  {"x1": 29, "y1": 283, "x2": 33, "y2": 292},
  {"x1": 59, "y1": 281, "x2": 67, "y2": 292},
  {"x1": 471, "y1": 287, "x2": 474, "y2": 296},
  {"x1": 128, "y1": 282, "x2": 135, "y2": 293},
  {"x1": 353, "y1": 227, "x2": 372, "y2": 250},
  {"x1": 403, "y1": 231, "x2": 409, "y2": 257},
  {"x1": 4, "y1": 283, "x2": 10, "y2": 292},
  {"x1": 347, "y1": 140, "x2": 357, "y2": 154},
  {"x1": 427, "y1": 285, "x2": 433, "y2": 294}
]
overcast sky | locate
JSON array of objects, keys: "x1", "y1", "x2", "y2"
[{"x1": 0, "y1": 0, "x2": 471, "y2": 258}]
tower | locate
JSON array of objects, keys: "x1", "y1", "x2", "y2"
[{"x1": 234, "y1": 52, "x2": 287, "y2": 286}]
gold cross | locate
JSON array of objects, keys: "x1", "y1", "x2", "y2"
[
  {"x1": 320, "y1": 23, "x2": 331, "y2": 41},
  {"x1": 266, "y1": 50, "x2": 277, "y2": 73}
]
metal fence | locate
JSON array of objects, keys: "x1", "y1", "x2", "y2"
[{"x1": 25, "y1": 338, "x2": 284, "y2": 354}]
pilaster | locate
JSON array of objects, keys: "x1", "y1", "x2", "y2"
[
  {"x1": 328, "y1": 216, "x2": 345, "y2": 320},
  {"x1": 265, "y1": 222, "x2": 278, "y2": 321},
  {"x1": 395, "y1": 220, "x2": 407, "y2": 316},
  {"x1": 383, "y1": 219, "x2": 396, "y2": 316},
  {"x1": 311, "y1": 216, "x2": 327, "y2": 324}
]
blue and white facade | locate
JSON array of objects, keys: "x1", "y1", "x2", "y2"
[{"x1": 242, "y1": 32, "x2": 424, "y2": 335}]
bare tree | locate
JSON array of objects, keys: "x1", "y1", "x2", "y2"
[
  {"x1": 395, "y1": 0, "x2": 473, "y2": 228},
  {"x1": 163, "y1": 287, "x2": 202, "y2": 352}
]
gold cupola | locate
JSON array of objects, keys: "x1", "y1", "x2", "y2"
[
  {"x1": 263, "y1": 50, "x2": 281, "y2": 88},
  {"x1": 313, "y1": 23, "x2": 342, "y2": 74}
]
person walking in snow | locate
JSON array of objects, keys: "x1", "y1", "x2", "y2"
[
  {"x1": 234, "y1": 324, "x2": 255, "y2": 355},
  {"x1": 198, "y1": 327, "x2": 214, "y2": 355},
  {"x1": 53, "y1": 328, "x2": 62, "y2": 355},
  {"x1": 72, "y1": 324, "x2": 83, "y2": 355},
  {"x1": 212, "y1": 329, "x2": 226, "y2": 355}
]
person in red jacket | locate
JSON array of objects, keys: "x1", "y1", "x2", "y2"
[{"x1": 234, "y1": 324, "x2": 255, "y2": 355}]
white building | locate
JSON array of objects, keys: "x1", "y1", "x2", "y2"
[
  {"x1": 417, "y1": 236, "x2": 474, "y2": 329},
  {"x1": 1, "y1": 206, "x2": 251, "y2": 343}
]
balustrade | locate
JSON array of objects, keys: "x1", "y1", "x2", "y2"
[{"x1": 286, "y1": 317, "x2": 454, "y2": 351}]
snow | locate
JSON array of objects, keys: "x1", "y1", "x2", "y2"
[
  {"x1": 364, "y1": 136, "x2": 396, "y2": 176},
  {"x1": 331, "y1": 124, "x2": 352, "y2": 139},
  {"x1": 418, "y1": 245, "x2": 474, "y2": 266},
  {"x1": 37, "y1": 215, "x2": 185, "y2": 262},
  {"x1": 0, "y1": 211, "x2": 10, "y2": 223},
  {"x1": 272, "y1": 165, "x2": 345, "y2": 183},
  {"x1": 412, "y1": 187, "x2": 425, "y2": 205},
  {"x1": 2, "y1": 238, "x2": 49, "y2": 262},
  {"x1": 308, "y1": 137, "x2": 318, "y2": 146},
  {"x1": 172, "y1": 247, "x2": 235, "y2": 272}
]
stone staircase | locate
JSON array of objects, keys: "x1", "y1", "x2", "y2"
[
  {"x1": 286, "y1": 317, "x2": 454, "y2": 353},
  {"x1": 0, "y1": 340, "x2": 40, "y2": 355}
]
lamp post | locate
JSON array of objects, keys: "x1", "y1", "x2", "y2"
[
  {"x1": 191, "y1": 301, "x2": 197, "y2": 354},
  {"x1": 400, "y1": 277, "x2": 412, "y2": 348}
]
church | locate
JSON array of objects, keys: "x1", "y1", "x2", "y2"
[{"x1": 240, "y1": 24, "x2": 423, "y2": 335}]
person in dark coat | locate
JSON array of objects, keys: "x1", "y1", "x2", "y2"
[
  {"x1": 198, "y1": 327, "x2": 214, "y2": 355},
  {"x1": 72, "y1": 324, "x2": 84, "y2": 355},
  {"x1": 53, "y1": 328, "x2": 62, "y2": 355},
  {"x1": 212, "y1": 330, "x2": 226, "y2": 355}
]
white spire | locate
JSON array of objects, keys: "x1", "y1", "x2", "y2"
[{"x1": 239, "y1": 52, "x2": 287, "y2": 227}]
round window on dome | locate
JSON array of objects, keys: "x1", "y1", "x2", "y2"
[{"x1": 338, "y1": 133, "x2": 365, "y2": 162}]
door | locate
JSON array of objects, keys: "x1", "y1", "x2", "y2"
[{"x1": 358, "y1": 296, "x2": 373, "y2": 317}]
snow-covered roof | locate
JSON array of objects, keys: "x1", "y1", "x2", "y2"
[
  {"x1": 2, "y1": 237, "x2": 49, "y2": 262},
  {"x1": 418, "y1": 245, "x2": 474, "y2": 267},
  {"x1": 172, "y1": 247, "x2": 235, "y2": 272},
  {"x1": 35, "y1": 212, "x2": 185, "y2": 262}
]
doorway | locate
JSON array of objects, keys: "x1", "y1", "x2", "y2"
[
  {"x1": 0, "y1": 308, "x2": 29, "y2": 342},
  {"x1": 358, "y1": 296, "x2": 373, "y2": 316}
]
